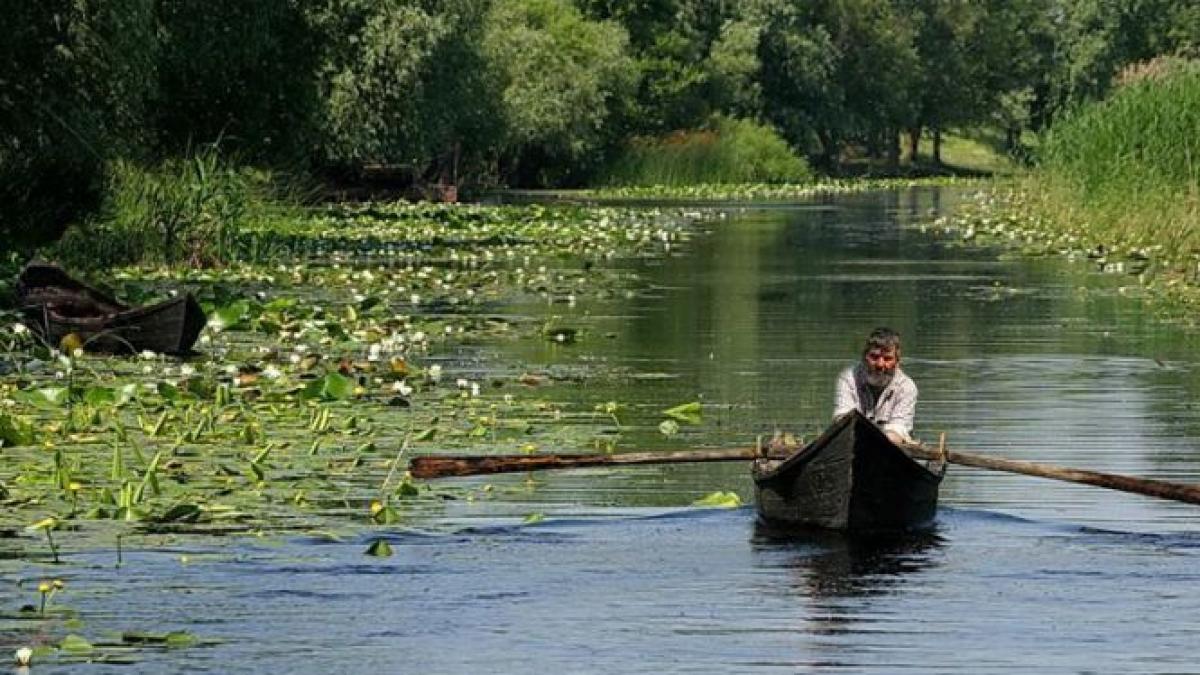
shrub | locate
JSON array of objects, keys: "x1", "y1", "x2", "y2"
[
  {"x1": 604, "y1": 116, "x2": 812, "y2": 186},
  {"x1": 53, "y1": 146, "x2": 273, "y2": 268}
]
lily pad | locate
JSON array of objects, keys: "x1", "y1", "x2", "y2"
[
  {"x1": 60, "y1": 634, "x2": 94, "y2": 654},
  {"x1": 662, "y1": 402, "x2": 702, "y2": 424},
  {"x1": 692, "y1": 491, "x2": 743, "y2": 508},
  {"x1": 365, "y1": 538, "x2": 393, "y2": 557}
]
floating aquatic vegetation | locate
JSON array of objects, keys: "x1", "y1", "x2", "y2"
[
  {"x1": 584, "y1": 177, "x2": 980, "y2": 202},
  {"x1": 0, "y1": 200, "x2": 722, "y2": 552},
  {"x1": 692, "y1": 491, "x2": 742, "y2": 508},
  {"x1": 365, "y1": 538, "x2": 393, "y2": 557}
]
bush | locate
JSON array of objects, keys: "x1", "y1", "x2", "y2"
[
  {"x1": 603, "y1": 116, "x2": 812, "y2": 186},
  {"x1": 53, "y1": 146, "x2": 273, "y2": 268}
]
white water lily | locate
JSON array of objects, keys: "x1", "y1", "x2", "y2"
[
  {"x1": 11, "y1": 323, "x2": 27, "y2": 335},
  {"x1": 180, "y1": 364, "x2": 196, "y2": 377},
  {"x1": 470, "y1": 383, "x2": 480, "y2": 397},
  {"x1": 14, "y1": 647, "x2": 32, "y2": 666},
  {"x1": 456, "y1": 378, "x2": 469, "y2": 389},
  {"x1": 393, "y1": 380, "x2": 413, "y2": 396},
  {"x1": 139, "y1": 349, "x2": 157, "y2": 360},
  {"x1": 262, "y1": 365, "x2": 282, "y2": 380},
  {"x1": 428, "y1": 364, "x2": 442, "y2": 382}
]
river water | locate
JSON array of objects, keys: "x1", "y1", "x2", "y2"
[{"x1": 9, "y1": 188, "x2": 1200, "y2": 672}]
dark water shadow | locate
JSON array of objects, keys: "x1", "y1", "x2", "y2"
[{"x1": 751, "y1": 520, "x2": 945, "y2": 600}]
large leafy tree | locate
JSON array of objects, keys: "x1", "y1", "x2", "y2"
[
  {"x1": 483, "y1": 0, "x2": 635, "y2": 185},
  {"x1": 756, "y1": 0, "x2": 917, "y2": 170},
  {"x1": 314, "y1": 0, "x2": 497, "y2": 182},
  {"x1": 1050, "y1": 0, "x2": 1200, "y2": 110},
  {"x1": 156, "y1": 0, "x2": 321, "y2": 164},
  {"x1": 0, "y1": 0, "x2": 157, "y2": 246}
]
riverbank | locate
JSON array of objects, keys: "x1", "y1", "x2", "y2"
[{"x1": 924, "y1": 176, "x2": 1200, "y2": 329}]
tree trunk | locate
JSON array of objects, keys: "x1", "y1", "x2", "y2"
[
  {"x1": 817, "y1": 130, "x2": 839, "y2": 173},
  {"x1": 886, "y1": 128, "x2": 900, "y2": 169},
  {"x1": 907, "y1": 127, "x2": 921, "y2": 163},
  {"x1": 932, "y1": 127, "x2": 943, "y2": 166}
]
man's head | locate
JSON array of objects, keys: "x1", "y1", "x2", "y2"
[{"x1": 861, "y1": 327, "x2": 901, "y2": 388}]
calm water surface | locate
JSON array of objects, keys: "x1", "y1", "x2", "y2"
[{"x1": 9, "y1": 188, "x2": 1200, "y2": 673}]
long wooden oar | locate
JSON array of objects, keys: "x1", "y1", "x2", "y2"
[
  {"x1": 899, "y1": 443, "x2": 1200, "y2": 506},
  {"x1": 408, "y1": 443, "x2": 1200, "y2": 506},
  {"x1": 408, "y1": 447, "x2": 784, "y2": 479}
]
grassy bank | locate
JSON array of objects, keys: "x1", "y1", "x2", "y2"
[
  {"x1": 924, "y1": 61, "x2": 1200, "y2": 325},
  {"x1": 1033, "y1": 59, "x2": 1200, "y2": 258}
]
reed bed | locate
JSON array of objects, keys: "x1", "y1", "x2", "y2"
[{"x1": 1031, "y1": 62, "x2": 1200, "y2": 259}]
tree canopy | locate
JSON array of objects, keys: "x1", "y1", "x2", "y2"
[{"x1": 3, "y1": 0, "x2": 1199, "y2": 240}]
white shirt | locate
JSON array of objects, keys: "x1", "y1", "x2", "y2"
[{"x1": 833, "y1": 363, "x2": 918, "y2": 439}]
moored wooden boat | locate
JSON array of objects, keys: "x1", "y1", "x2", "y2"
[
  {"x1": 753, "y1": 411, "x2": 945, "y2": 532},
  {"x1": 17, "y1": 262, "x2": 207, "y2": 355}
]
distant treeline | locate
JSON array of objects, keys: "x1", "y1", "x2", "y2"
[{"x1": 3, "y1": 0, "x2": 1199, "y2": 244}]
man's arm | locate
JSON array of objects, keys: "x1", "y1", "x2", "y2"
[
  {"x1": 881, "y1": 378, "x2": 917, "y2": 442},
  {"x1": 833, "y1": 368, "x2": 859, "y2": 419}
]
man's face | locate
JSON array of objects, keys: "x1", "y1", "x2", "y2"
[{"x1": 863, "y1": 346, "x2": 899, "y2": 388}]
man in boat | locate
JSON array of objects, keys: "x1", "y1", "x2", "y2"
[{"x1": 834, "y1": 327, "x2": 916, "y2": 444}]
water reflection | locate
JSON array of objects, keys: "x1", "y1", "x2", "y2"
[{"x1": 753, "y1": 524, "x2": 944, "y2": 601}]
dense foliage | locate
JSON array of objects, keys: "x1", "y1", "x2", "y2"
[{"x1": 2, "y1": 0, "x2": 1198, "y2": 249}]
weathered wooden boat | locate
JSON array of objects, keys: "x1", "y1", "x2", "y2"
[
  {"x1": 753, "y1": 411, "x2": 946, "y2": 532},
  {"x1": 17, "y1": 262, "x2": 207, "y2": 355}
]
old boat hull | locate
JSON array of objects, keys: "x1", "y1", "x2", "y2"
[
  {"x1": 753, "y1": 411, "x2": 945, "y2": 532},
  {"x1": 18, "y1": 262, "x2": 207, "y2": 355}
]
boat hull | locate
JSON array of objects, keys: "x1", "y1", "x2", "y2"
[
  {"x1": 752, "y1": 412, "x2": 945, "y2": 532},
  {"x1": 18, "y1": 263, "x2": 207, "y2": 355}
]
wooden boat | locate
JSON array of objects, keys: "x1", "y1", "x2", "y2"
[
  {"x1": 753, "y1": 411, "x2": 946, "y2": 532},
  {"x1": 17, "y1": 262, "x2": 207, "y2": 355}
]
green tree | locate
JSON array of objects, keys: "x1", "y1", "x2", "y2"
[
  {"x1": 156, "y1": 0, "x2": 321, "y2": 164},
  {"x1": 706, "y1": 18, "x2": 764, "y2": 119},
  {"x1": 0, "y1": 0, "x2": 157, "y2": 247},
  {"x1": 756, "y1": 0, "x2": 917, "y2": 170},
  {"x1": 482, "y1": 0, "x2": 635, "y2": 185},
  {"x1": 1049, "y1": 0, "x2": 1200, "y2": 112},
  {"x1": 314, "y1": 0, "x2": 497, "y2": 183},
  {"x1": 901, "y1": 0, "x2": 1052, "y2": 164}
]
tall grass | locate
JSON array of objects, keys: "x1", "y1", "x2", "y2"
[
  {"x1": 1031, "y1": 59, "x2": 1200, "y2": 258},
  {"x1": 603, "y1": 116, "x2": 812, "y2": 186},
  {"x1": 52, "y1": 145, "x2": 282, "y2": 268}
]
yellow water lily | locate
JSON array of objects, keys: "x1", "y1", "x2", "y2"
[{"x1": 59, "y1": 332, "x2": 84, "y2": 354}]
